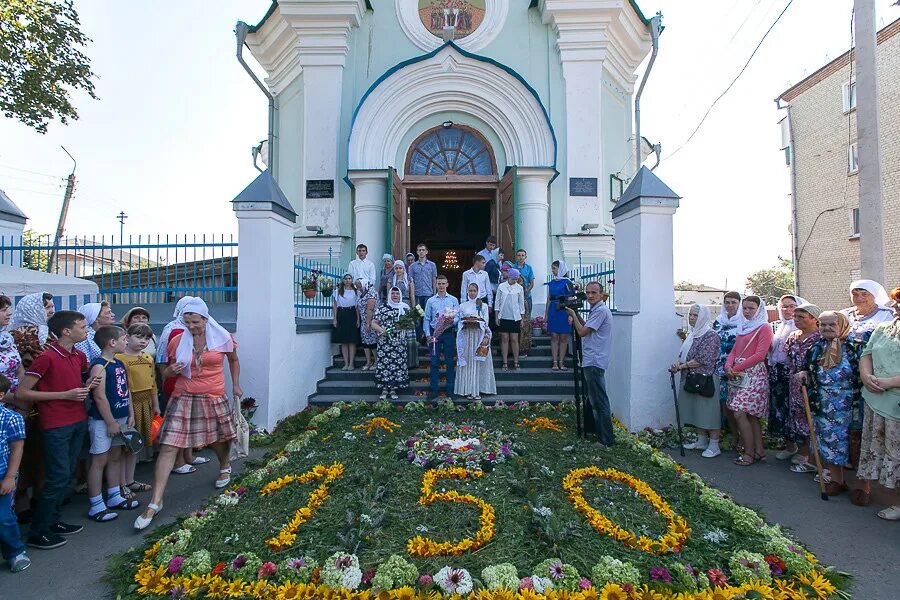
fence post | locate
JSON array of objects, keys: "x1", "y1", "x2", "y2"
[
  {"x1": 606, "y1": 167, "x2": 682, "y2": 430},
  {"x1": 232, "y1": 171, "x2": 300, "y2": 432}
]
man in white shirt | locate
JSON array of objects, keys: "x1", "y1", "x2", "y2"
[
  {"x1": 348, "y1": 244, "x2": 377, "y2": 285},
  {"x1": 476, "y1": 235, "x2": 498, "y2": 264},
  {"x1": 461, "y1": 255, "x2": 492, "y2": 306}
]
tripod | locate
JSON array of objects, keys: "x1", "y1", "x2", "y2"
[{"x1": 571, "y1": 321, "x2": 590, "y2": 439}]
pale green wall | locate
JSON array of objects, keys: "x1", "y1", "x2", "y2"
[{"x1": 275, "y1": 76, "x2": 304, "y2": 216}]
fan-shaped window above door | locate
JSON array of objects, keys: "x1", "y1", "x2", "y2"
[{"x1": 406, "y1": 125, "x2": 496, "y2": 176}]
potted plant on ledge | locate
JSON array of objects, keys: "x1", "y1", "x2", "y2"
[
  {"x1": 301, "y1": 270, "x2": 320, "y2": 299},
  {"x1": 530, "y1": 316, "x2": 545, "y2": 337},
  {"x1": 319, "y1": 276, "x2": 335, "y2": 298}
]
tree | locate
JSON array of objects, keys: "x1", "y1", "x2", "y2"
[
  {"x1": 0, "y1": 0, "x2": 97, "y2": 133},
  {"x1": 21, "y1": 228, "x2": 50, "y2": 271},
  {"x1": 746, "y1": 257, "x2": 794, "y2": 305}
]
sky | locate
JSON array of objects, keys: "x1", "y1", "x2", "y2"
[{"x1": 1, "y1": 0, "x2": 898, "y2": 290}]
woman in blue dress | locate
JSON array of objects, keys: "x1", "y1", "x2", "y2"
[
  {"x1": 545, "y1": 260, "x2": 575, "y2": 371},
  {"x1": 712, "y1": 291, "x2": 742, "y2": 449},
  {"x1": 799, "y1": 311, "x2": 862, "y2": 496}
]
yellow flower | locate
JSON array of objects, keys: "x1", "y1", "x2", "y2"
[
  {"x1": 793, "y1": 571, "x2": 836, "y2": 600},
  {"x1": 206, "y1": 577, "x2": 231, "y2": 599},
  {"x1": 226, "y1": 578, "x2": 248, "y2": 598},
  {"x1": 135, "y1": 565, "x2": 168, "y2": 595},
  {"x1": 599, "y1": 583, "x2": 629, "y2": 600}
]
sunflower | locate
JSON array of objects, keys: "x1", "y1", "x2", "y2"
[
  {"x1": 599, "y1": 583, "x2": 629, "y2": 600},
  {"x1": 738, "y1": 582, "x2": 776, "y2": 599},
  {"x1": 793, "y1": 572, "x2": 836, "y2": 599},
  {"x1": 205, "y1": 577, "x2": 230, "y2": 599},
  {"x1": 391, "y1": 586, "x2": 417, "y2": 600},
  {"x1": 135, "y1": 565, "x2": 167, "y2": 595},
  {"x1": 632, "y1": 586, "x2": 665, "y2": 600},
  {"x1": 276, "y1": 582, "x2": 304, "y2": 600}
]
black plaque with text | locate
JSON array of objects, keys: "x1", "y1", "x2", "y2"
[
  {"x1": 569, "y1": 177, "x2": 598, "y2": 197},
  {"x1": 306, "y1": 179, "x2": 335, "y2": 199}
]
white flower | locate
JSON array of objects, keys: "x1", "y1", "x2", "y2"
[
  {"x1": 532, "y1": 506, "x2": 553, "y2": 518},
  {"x1": 216, "y1": 493, "x2": 239, "y2": 507},
  {"x1": 305, "y1": 451, "x2": 316, "y2": 459},
  {"x1": 532, "y1": 575, "x2": 554, "y2": 594},
  {"x1": 343, "y1": 432, "x2": 357, "y2": 441},
  {"x1": 562, "y1": 445, "x2": 574, "y2": 452},
  {"x1": 702, "y1": 528, "x2": 729, "y2": 544},
  {"x1": 435, "y1": 566, "x2": 473, "y2": 595},
  {"x1": 360, "y1": 514, "x2": 373, "y2": 525},
  {"x1": 540, "y1": 465, "x2": 555, "y2": 476},
  {"x1": 416, "y1": 524, "x2": 429, "y2": 533},
  {"x1": 224, "y1": 533, "x2": 239, "y2": 544},
  {"x1": 341, "y1": 567, "x2": 363, "y2": 590},
  {"x1": 433, "y1": 435, "x2": 481, "y2": 449}
]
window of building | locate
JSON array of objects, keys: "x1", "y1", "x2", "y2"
[
  {"x1": 848, "y1": 143, "x2": 859, "y2": 174},
  {"x1": 406, "y1": 126, "x2": 495, "y2": 176},
  {"x1": 850, "y1": 207, "x2": 860, "y2": 239},
  {"x1": 842, "y1": 79, "x2": 856, "y2": 113}
]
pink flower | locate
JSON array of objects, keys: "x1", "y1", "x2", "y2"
[
  {"x1": 419, "y1": 575, "x2": 433, "y2": 586},
  {"x1": 167, "y1": 556, "x2": 185, "y2": 575},
  {"x1": 257, "y1": 562, "x2": 277, "y2": 578},
  {"x1": 707, "y1": 569, "x2": 728, "y2": 588},
  {"x1": 362, "y1": 568, "x2": 376, "y2": 585},
  {"x1": 579, "y1": 578, "x2": 592, "y2": 590},
  {"x1": 519, "y1": 577, "x2": 535, "y2": 590}
]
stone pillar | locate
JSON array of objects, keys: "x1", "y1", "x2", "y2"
[
  {"x1": 606, "y1": 167, "x2": 682, "y2": 429},
  {"x1": 347, "y1": 170, "x2": 388, "y2": 264},
  {"x1": 232, "y1": 172, "x2": 302, "y2": 432},
  {"x1": 517, "y1": 168, "x2": 555, "y2": 314}
]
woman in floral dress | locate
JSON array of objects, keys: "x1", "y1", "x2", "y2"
[
  {"x1": 768, "y1": 295, "x2": 804, "y2": 458},
  {"x1": 724, "y1": 296, "x2": 772, "y2": 466},
  {"x1": 713, "y1": 291, "x2": 742, "y2": 444},
  {"x1": 798, "y1": 311, "x2": 861, "y2": 496},
  {"x1": 785, "y1": 304, "x2": 822, "y2": 474},
  {"x1": 356, "y1": 279, "x2": 379, "y2": 371},
  {"x1": 370, "y1": 287, "x2": 410, "y2": 400}
]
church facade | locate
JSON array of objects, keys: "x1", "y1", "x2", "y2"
[{"x1": 244, "y1": 0, "x2": 652, "y2": 306}]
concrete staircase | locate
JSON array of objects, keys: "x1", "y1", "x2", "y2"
[{"x1": 309, "y1": 334, "x2": 575, "y2": 405}]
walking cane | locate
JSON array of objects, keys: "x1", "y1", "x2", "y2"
[
  {"x1": 801, "y1": 384, "x2": 829, "y2": 501},
  {"x1": 670, "y1": 371, "x2": 685, "y2": 457}
]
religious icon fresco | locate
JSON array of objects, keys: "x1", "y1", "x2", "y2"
[{"x1": 418, "y1": 0, "x2": 486, "y2": 39}]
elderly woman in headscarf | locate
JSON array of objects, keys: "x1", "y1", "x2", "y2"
[
  {"x1": 671, "y1": 304, "x2": 723, "y2": 457},
  {"x1": 724, "y1": 295, "x2": 773, "y2": 466},
  {"x1": 785, "y1": 303, "x2": 823, "y2": 473},
  {"x1": 75, "y1": 301, "x2": 116, "y2": 362},
  {"x1": 713, "y1": 291, "x2": 743, "y2": 447},
  {"x1": 768, "y1": 295, "x2": 805, "y2": 459},
  {"x1": 134, "y1": 298, "x2": 241, "y2": 530},
  {"x1": 495, "y1": 268, "x2": 526, "y2": 371},
  {"x1": 355, "y1": 278, "x2": 379, "y2": 371},
  {"x1": 853, "y1": 287, "x2": 900, "y2": 520},
  {"x1": 390, "y1": 259, "x2": 415, "y2": 306},
  {"x1": 455, "y1": 282, "x2": 496, "y2": 400},
  {"x1": 796, "y1": 311, "x2": 863, "y2": 496},
  {"x1": 545, "y1": 259, "x2": 575, "y2": 371},
  {"x1": 9, "y1": 292, "x2": 54, "y2": 369},
  {"x1": 842, "y1": 279, "x2": 894, "y2": 343},
  {"x1": 370, "y1": 287, "x2": 411, "y2": 400}
]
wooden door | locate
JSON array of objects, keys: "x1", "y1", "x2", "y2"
[
  {"x1": 498, "y1": 167, "x2": 517, "y2": 254},
  {"x1": 387, "y1": 168, "x2": 407, "y2": 259}
]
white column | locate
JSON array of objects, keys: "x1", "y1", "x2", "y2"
[
  {"x1": 517, "y1": 168, "x2": 555, "y2": 314},
  {"x1": 606, "y1": 198, "x2": 682, "y2": 429},
  {"x1": 234, "y1": 207, "x2": 303, "y2": 432},
  {"x1": 347, "y1": 170, "x2": 388, "y2": 264}
]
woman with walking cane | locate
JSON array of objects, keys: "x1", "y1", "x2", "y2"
[{"x1": 670, "y1": 304, "x2": 722, "y2": 458}]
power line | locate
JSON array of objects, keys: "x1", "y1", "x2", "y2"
[
  {"x1": 0, "y1": 164, "x2": 64, "y2": 180},
  {"x1": 0, "y1": 173, "x2": 66, "y2": 187},
  {"x1": 663, "y1": 0, "x2": 794, "y2": 163},
  {"x1": 2, "y1": 187, "x2": 69, "y2": 197}
]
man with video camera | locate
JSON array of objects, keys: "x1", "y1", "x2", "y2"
[{"x1": 564, "y1": 282, "x2": 614, "y2": 446}]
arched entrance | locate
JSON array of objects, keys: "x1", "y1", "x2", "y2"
[{"x1": 401, "y1": 124, "x2": 499, "y2": 293}]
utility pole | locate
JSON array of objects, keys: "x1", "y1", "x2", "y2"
[
  {"x1": 47, "y1": 146, "x2": 76, "y2": 273},
  {"x1": 117, "y1": 211, "x2": 128, "y2": 242},
  {"x1": 854, "y1": 0, "x2": 885, "y2": 283}
]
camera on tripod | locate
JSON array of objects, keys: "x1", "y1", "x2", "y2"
[{"x1": 552, "y1": 292, "x2": 587, "y2": 311}]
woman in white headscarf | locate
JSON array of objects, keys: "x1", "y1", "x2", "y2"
[
  {"x1": 841, "y1": 279, "x2": 894, "y2": 343},
  {"x1": 671, "y1": 304, "x2": 723, "y2": 457},
  {"x1": 75, "y1": 301, "x2": 115, "y2": 362},
  {"x1": 390, "y1": 259, "x2": 415, "y2": 306},
  {"x1": 135, "y1": 298, "x2": 241, "y2": 530},
  {"x1": 455, "y1": 282, "x2": 496, "y2": 400},
  {"x1": 369, "y1": 287, "x2": 411, "y2": 400},
  {"x1": 768, "y1": 294, "x2": 805, "y2": 458},
  {"x1": 9, "y1": 292, "x2": 52, "y2": 369},
  {"x1": 724, "y1": 295, "x2": 773, "y2": 466},
  {"x1": 545, "y1": 259, "x2": 575, "y2": 371}
]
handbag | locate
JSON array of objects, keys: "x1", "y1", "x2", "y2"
[
  {"x1": 229, "y1": 396, "x2": 250, "y2": 461},
  {"x1": 684, "y1": 372, "x2": 715, "y2": 397}
]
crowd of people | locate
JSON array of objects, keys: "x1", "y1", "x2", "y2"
[
  {"x1": 671, "y1": 280, "x2": 900, "y2": 521},
  {"x1": 0, "y1": 292, "x2": 242, "y2": 572},
  {"x1": 333, "y1": 239, "x2": 593, "y2": 401}
]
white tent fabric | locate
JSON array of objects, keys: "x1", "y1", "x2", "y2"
[{"x1": 0, "y1": 265, "x2": 99, "y2": 310}]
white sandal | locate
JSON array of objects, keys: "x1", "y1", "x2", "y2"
[
  {"x1": 215, "y1": 466, "x2": 232, "y2": 489},
  {"x1": 877, "y1": 505, "x2": 900, "y2": 521},
  {"x1": 134, "y1": 502, "x2": 162, "y2": 531}
]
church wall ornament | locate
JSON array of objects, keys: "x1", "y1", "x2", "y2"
[{"x1": 397, "y1": 0, "x2": 508, "y2": 52}]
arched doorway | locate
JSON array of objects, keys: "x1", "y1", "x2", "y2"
[{"x1": 399, "y1": 124, "x2": 503, "y2": 294}]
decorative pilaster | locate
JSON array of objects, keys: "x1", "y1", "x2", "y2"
[
  {"x1": 347, "y1": 170, "x2": 389, "y2": 264},
  {"x1": 516, "y1": 168, "x2": 555, "y2": 314}
]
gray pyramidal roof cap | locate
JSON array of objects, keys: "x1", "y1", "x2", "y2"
[
  {"x1": 0, "y1": 189, "x2": 28, "y2": 224},
  {"x1": 231, "y1": 170, "x2": 297, "y2": 222},
  {"x1": 611, "y1": 166, "x2": 680, "y2": 219}
]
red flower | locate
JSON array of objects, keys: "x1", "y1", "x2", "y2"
[
  {"x1": 706, "y1": 569, "x2": 727, "y2": 588},
  {"x1": 212, "y1": 562, "x2": 226, "y2": 576},
  {"x1": 764, "y1": 555, "x2": 787, "y2": 576}
]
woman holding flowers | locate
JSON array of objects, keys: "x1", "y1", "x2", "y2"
[
  {"x1": 785, "y1": 304, "x2": 822, "y2": 474},
  {"x1": 724, "y1": 296, "x2": 772, "y2": 466},
  {"x1": 455, "y1": 283, "x2": 496, "y2": 400},
  {"x1": 768, "y1": 295, "x2": 804, "y2": 459},
  {"x1": 854, "y1": 287, "x2": 900, "y2": 519},
  {"x1": 370, "y1": 287, "x2": 410, "y2": 400},
  {"x1": 332, "y1": 274, "x2": 360, "y2": 370},
  {"x1": 356, "y1": 279, "x2": 378, "y2": 371},
  {"x1": 797, "y1": 311, "x2": 862, "y2": 496}
]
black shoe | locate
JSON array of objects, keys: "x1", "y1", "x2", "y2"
[
  {"x1": 27, "y1": 533, "x2": 67, "y2": 550},
  {"x1": 16, "y1": 509, "x2": 33, "y2": 525},
  {"x1": 51, "y1": 521, "x2": 84, "y2": 535}
]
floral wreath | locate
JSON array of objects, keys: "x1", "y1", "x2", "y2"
[{"x1": 397, "y1": 422, "x2": 519, "y2": 470}]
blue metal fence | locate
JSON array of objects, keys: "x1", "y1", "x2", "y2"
[
  {"x1": 294, "y1": 254, "x2": 342, "y2": 318},
  {"x1": 0, "y1": 234, "x2": 238, "y2": 304},
  {"x1": 543, "y1": 260, "x2": 616, "y2": 310}
]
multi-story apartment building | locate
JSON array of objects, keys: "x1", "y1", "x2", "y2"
[{"x1": 776, "y1": 18, "x2": 900, "y2": 310}]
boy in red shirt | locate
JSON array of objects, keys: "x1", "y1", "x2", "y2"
[{"x1": 17, "y1": 311, "x2": 96, "y2": 550}]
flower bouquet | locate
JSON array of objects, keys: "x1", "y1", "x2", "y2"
[
  {"x1": 430, "y1": 307, "x2": 458, "y2": 350},
  {"x1": 384, "y1": 305, "x2": 425, "y2": 340},
  {"x1": 531, "y1": 315, "x2": 546, "y2": 335},
  {"x1": 240, "y1": 397, "x2": 258, "y2": 421},
  {"x1": 319, "y1": 276, "x2": 335, "y2": 298}
]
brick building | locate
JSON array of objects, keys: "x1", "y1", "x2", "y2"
[{"x1": 776, "y1": 18, "x2": 900, "y2": 310}]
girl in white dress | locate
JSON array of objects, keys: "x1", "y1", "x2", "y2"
[{"x1": 454, "y1": 283, "x2": 497, "y2": 400}]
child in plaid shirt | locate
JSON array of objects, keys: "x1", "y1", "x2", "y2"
[{"x1": 0, "y1": 374, "x2": 30, "y2": 572}]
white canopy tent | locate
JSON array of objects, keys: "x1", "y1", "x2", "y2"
[{"x1": 0, "y1": 265, "x2": 98, "y2": 311}]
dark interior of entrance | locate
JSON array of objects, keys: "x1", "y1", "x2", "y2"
[{"x1": 409, "y1": 199, "x2": 491, "y2": 296}]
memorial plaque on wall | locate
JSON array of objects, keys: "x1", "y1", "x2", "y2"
[
  {"x1": 306, "y1": 179, "x2": 335, "y2": 199},
  {"x1": 569, "y1": 177, "x2": 598, "y2": 197}
]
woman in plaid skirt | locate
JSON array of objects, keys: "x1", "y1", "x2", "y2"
[{"x1": 134, "y1": 298, "x2": 242, "y2": 530}]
